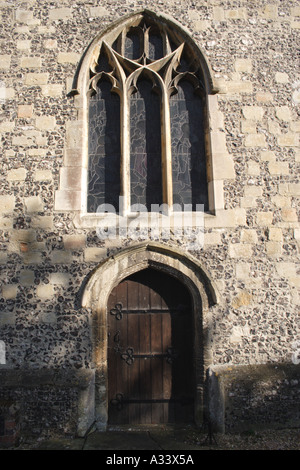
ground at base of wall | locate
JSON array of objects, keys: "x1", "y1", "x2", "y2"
[{"x1": 3, "y1": 427, "x2": 300, "y2": 451}]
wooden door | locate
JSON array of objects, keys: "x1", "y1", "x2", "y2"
[{"x1": 107, "y1": 268, "x2": 194, "y2": 424}]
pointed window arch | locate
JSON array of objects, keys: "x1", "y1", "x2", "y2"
[
  {"x1": 55, "y1": 11, "x2": 234, "y2": 219},
  {"x1": 87, "y1": 13, "x2": 210, "y2": 214}
]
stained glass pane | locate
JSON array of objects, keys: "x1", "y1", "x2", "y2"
[
  {"x1": 87, "y1": 80, "x2": 121, "y2": 213},
  {"x1": 170, "y1": 80, "x2": 208, "y2": 211},
  {"x1": 125, "y1": 30, "x2": 141, "y2": 60},
  {"x1": 148, "y1": 30, "x2": 164, "y2": 60},
  {"x1": 130, "y1": 79, "x2": 162, "y2": 210}
]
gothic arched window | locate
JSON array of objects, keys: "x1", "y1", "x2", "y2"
[{"x1": 87, "y1": 14, "x2": 209, "y2": 214}]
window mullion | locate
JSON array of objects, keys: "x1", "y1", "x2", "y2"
[
  {"x1": 120, "y1": 87, "x2": 131, "y2": 215},
  {"x1": 161, "y1": 87, "x2": 173, "y2": 209}
]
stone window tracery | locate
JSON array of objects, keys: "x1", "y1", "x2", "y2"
[
  {"x1": 87, "y1": 17, "x2": 209, "y2": 214},
  {"x1": 55, "y1": 11, "x2": 233, "y2": 219}
]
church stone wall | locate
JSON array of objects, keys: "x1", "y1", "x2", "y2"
[{"x1": 0, "y1": 0, "x2": 299, "y2": 438}]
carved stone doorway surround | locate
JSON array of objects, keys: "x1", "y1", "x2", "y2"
[{"x1": 81, "y1": 242, "x2": 219, "y2": 430}]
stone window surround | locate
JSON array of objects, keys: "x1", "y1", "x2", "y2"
[{"x1": 54, "y1": 10, "x2": 235, "y2": 228}]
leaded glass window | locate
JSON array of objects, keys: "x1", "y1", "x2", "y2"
[{"x1": 87, "y1": 16, "x2": 208, "y2": 214}]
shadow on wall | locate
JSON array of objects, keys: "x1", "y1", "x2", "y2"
[
  {"x1": 207, "y1": 363, "x2": 300, "y2": 433},
  {"x1": 0, "y1": 208, "x2": 93, "y2": 370}
]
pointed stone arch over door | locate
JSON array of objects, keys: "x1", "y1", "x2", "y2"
[{"x1": 82, "y1": 243, "x2": 219, "y2": 430}]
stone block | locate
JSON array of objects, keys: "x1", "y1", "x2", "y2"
[
  {"x1": 223, "y1": 80, "x2": 253, "y2": 94},
  {"x1": 17, "y1": 40, "x2": 31, "y2": 50},
  {"x1": 39, "y1": 312, "x2": 56, "y2": 323},
  {"x1": 65, "y1": 121, "x2": 84, "y2": 148},
  {"x1": 12, "y1": 230, "x2": 36, "y2": 245},
  {"x1": 0, "y1": 217, "x2": 13, "y2": 230},
  {"x1": 275, "y1": 72, "x2": 289, "y2": 83},
  {"x1": 211, "y1": 153, "x2": 235, "y2": 180},
  {"x1": 0, "y1": 253, "x2": 8, "y2": 265},
  {"x1": 209, "y1": 131, "x2": 228, "y2": 155},
  {"x1": 64, "y1": 148, "x2": 84, "y2": 167},
  {"x1": 36, "y1": 284, "x2": 55, "y2": 300},
  {"x1": 44, "y1": 39, "x2": 57, "y2": 49},
  {"x1": 28, "y1": 148, "x2": 47, "y2": 157},
  {"x1": 25, "y1": 196, "x2": 44, "y2": 213},
  {"x1": 193, "y1": 20, "x2": 209, "y2": 30},
  {"x1": 204, "y1": 231, "x2": 222, "y2": 246},
  {"x1": 0, "y1": 312, "x2": 15, "y2": 326},
  {"x1": 88, "y1": 6, "x2": 110, "y2": 17},
  {"x1": 35, "y1": 115, "x2": 56, "y2": 130},
  {"x1": 241, "y1": 120, "x2": 256, "y2": 133},
  {"x1": 268, "y1": 228, "x2": 283, "y2": 242},
  {"x1": 255, "y1": 92, "x2": 273, "y2": 103},
  {"x1": 51, "y1": 250, "x2": 73, "y2": 264},
  {"x1": 276, "y1": 262, "x2": 297, "y2": 278},
  {"x1": 23, "y1": 253, "x2": 42, "y2": 265},
  {"x1": 244, "y1": 185, "x2": 262, "y2": 198},
  {"x1": 291, "y1": 6, "x2": 300, "y2": 16},
  {"x1": 240, "y1": 229, "x2": 258, "y2": 244},
  {"x1": 261, "y1": 4, "x2": 278, "y2": 19},
  {"x1": 294, "y1": 228, "x2": 300, "y2": 240},
  {"x1": 4, "y1": 88, "x2": 15, "y2": 99},
  {"x1": 49, "y1": 8, "x2": 72, "y2": 20},
  {"x1": 290, "y1": 121, "x2": 300, "y2": 133},
  {"x1": 7, "y1": 168, "x2": 26, "y2": 181},
  {"x1": 228, "y1": 243, "x2": 252, "y2": 258},
  {"x1": 247, "y1": 162, "x2": 260, "y2": 176},
  {"x1": 15, "y1": 10, "x2": 33, "y2": 23},
  {"x1": 20, "y1": 57, "x2": 42, "y2": 68},
  {"x1": 59, "y1": 167, "x2": 83, "y2": 191},
  {"x1": 266, "y1": 241, "x2": 282, "y2": 257},
  {"x1": 234, "y1": 59, "x2": 252, "y2": 73},
  {"x1": 260, "y1": 151, "x2": 276, "y2": 161},
  {"x1": 279, "y1": 183, "x2": 300, "y2": 196},
  {"x1": 31, "y1": 216, "x2": 53, "y2": 230},
  {"x1": 0, "y1": 196, "x2": 15, "y2": 213},
  {"x1": 281, "y1": 208, "x2": 298, "y2": 222},
  {"x1": 49, "y1": 273, "x2": 71, "y2": 286},
  {"x1": 84, "y1": 247, "x2": 106, "y2": 262},
  {"x1": 231, "y1": 290, "x2": 252, "y2": 309},
  {"x1": 275, "y1": 106, "x2": 292, "y2": 121},
  {"x1": 57, "y1": 52, "x2": 80, "y2": 64},
  {"x1": 0, "y1": 55, "x2": 11, "y2": 70},
  {"x1": 245, "y1": 134, "x2": 266, "y2": 147},
  {"x1": 25, "y1": 73, "x2": 49, "y2": 86},
  {"x1": 19, "y1": 270, "x2": 35, "y2": 286},
  {"x1": 18, "y1": 104, "x2": 33, "y2": 118},
  {"x1": 54, "y1": 190, "x2": 82, "y2": 211},
  {"x1": 34, "y1": 170, "x2": 53, "y2": 181},
  {"x1": 268, "y1": 119, "x2": 281, "y2": 135},
  {"x1": 225, "y1": 8, "x2": 247, "y2": 20},
  {"x1": 235, "y1": 262, "x2": 250, "y2": 279},
  {"x1": 2, "y1": 285, "x2": 18, "y2": 300},
  {"x1": 205, "y1": 208, "x2": 246, "y2": 228},
  {"x1": 0, "y1": 121, "x2": 15, "y2": 133},
  {"x1": 64, "y1": 234, "x2": 86, "y2": 251},
  {"x1": 242, "y1": 106, "x2": 265, "y2": 121},
  {"x1": 256, "y1": 211, "x2": 273, "y2": 226},
  {"x1": 212, "y1": 6, "x2": 225, "y2": 21},
  {"x1": 41, "y1": 84, "x2": 63, "y2": 97},
  {"x1": 277, "y1": 133, "x2": 298, "y2": 147},
  {"x1": 268, "y1": 161, "x2": 290, "y2": 175},
  {"x1": 272, "y1": 195, "x2": 291, "y2": 208},
  {"x1": 208, "y1": 180, "x2": 224, "y2": 212}
]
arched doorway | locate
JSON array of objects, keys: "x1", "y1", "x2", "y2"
[
  {"x1": 107, "y1": 268, "x2": 194, "y2": 424},
  {"x1": 81, "y1": 242, "x2": 219, "y2": 430}
]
